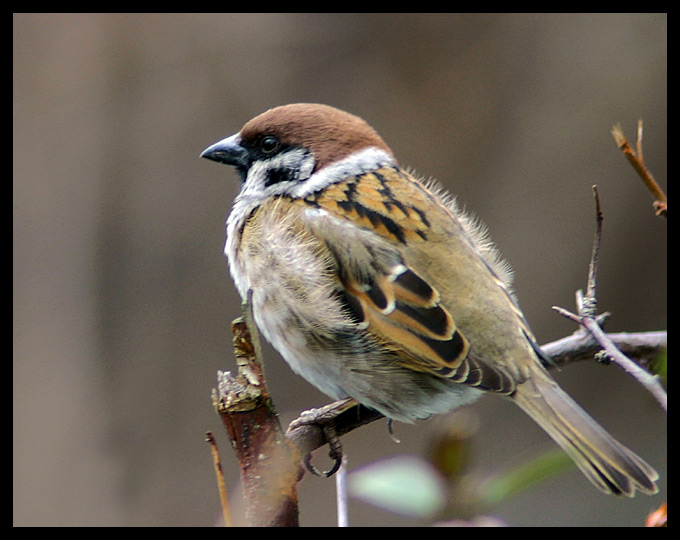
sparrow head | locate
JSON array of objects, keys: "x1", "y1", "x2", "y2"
[{"x1": 201, "y1": 104, "x2": 396, "y2": 200}]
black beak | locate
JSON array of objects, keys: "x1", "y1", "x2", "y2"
[{"x1": 201, "y1": 134, "x2": 251, "y2": 177}]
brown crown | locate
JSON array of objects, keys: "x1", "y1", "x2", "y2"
[{"x1": 239, "y1": 104, "x2": 394, "y2": 171}]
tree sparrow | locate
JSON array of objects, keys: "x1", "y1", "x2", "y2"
[{"x1": 201, "y1": 103, "x2": 658, "y2": 496}]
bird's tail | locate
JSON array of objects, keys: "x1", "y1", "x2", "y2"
[{"x1": 512, "y1": 369, "x2": 659, "y2": 496}]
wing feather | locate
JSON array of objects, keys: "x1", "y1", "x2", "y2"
[
  {"x1": 295, "y1": 167, "x2": 517, "y2": 394},
  {"x1": 300, "y1": 199, "x2": 472, "y2": 379}
]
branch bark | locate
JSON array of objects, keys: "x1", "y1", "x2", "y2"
[
  {"x1": 212, "y1": 297, "x2": 301, "y2": 526},
  {"x1": 612, "y1": 121, "x2": 667, "y2": 218},
  {"x1": 552, "y1": 186, "x2": 667, "y2": 413}
]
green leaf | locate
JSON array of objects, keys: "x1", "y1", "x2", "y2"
[
  {"x1": 476, "y1": 449, "x2": 574, "y2": 508},
  {"x1": 348, "y1": 455, "x2": 446, "y2": 517}
]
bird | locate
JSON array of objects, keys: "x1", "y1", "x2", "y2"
[{"x1": 201, "y1": 103, "x2": 658, "y2": 496}]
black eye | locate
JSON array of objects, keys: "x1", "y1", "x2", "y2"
[{"x1": 260, "y1": 135, "x2": 280, "y2": 154}]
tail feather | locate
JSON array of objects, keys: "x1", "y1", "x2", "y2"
[{"x1": 512, "y1": 372, "x2": 658, "y2": 497}]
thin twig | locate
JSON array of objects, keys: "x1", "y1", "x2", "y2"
[
  {"x1": 611, "y1": 122, "x2": 667, "y2": 218},
  {"x1": 541, "y1": 330, "x2": 666, "y2": 368},
  {"x1": 636, "y1": 120, "x2": 644, "y2": 167},
  {"x1": 582, "y1": 186, "x2": 603, "y2": 316},
  {"x1": 553, "y1": 319, "x2": 666, "y2": 414},
  {"x1": 336, "y1": 454, "x2": 349, "y2": 527},
  {"x1": 580, "y1": 317, "x2": 667, "y2": 412},
  {"x1": 206, "y1": 431, "x2": 232, "y2": 527},
  {"x1": 552, "y1": 188, "x2": 667, "y2": 412}
]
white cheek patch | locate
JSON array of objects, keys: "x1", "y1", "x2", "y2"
[
  {"x1": 242, "y1": 147, "x2": 315, "y2": 198},
  {"x1": 292, "y1": 147, "x2": 396, "y2": 198}
]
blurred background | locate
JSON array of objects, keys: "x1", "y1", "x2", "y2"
[{"x1": 14, "y1": 13, "x2": 666, "y2": 526}]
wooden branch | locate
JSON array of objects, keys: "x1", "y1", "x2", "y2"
[
  {"x1": 552, "y1": 187, "x2": 667, "y2": 412},
  {"x1": 212, "y1": 295, "x2": 301, "y2": 527},
  {"x1": 541, "y1": 330, "x2": 666, "y2": 369},
  {"x1": 612, "y1": 121, "x2": 667, "y2": 218},
  {"x1": 205, "y1": 431, "x2": 232, "y2": 526}
]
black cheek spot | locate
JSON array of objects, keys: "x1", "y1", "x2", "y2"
[{"x1": 264, "y1": 167, "x2": 295, "y2": 187}]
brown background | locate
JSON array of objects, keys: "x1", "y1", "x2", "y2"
[{"x1": 14, "y1": 13, "x2": 666, "y2": 526}]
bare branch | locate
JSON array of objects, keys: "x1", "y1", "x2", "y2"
[
  {"x1": 580, "y1": 316, "x2": 666, "y2": 412},
  {"x1": 205, "y1": 431, "x2": 232, "y2": 527},
  {"x1": 611, "y1": 122, "x2": 667, "y2": 218},
  {"x1": 552, "y1": 187, "x2": 667, "y2": 412},
  {"x1": 212, "y1": 294, "x2": 301, "y2": 527},
  {"x1": 582, "y1": 186, "x2": 603, "y2": 316},
  {"x1": 541, "y1": 330, "x2": 666, "y2": 369}
]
